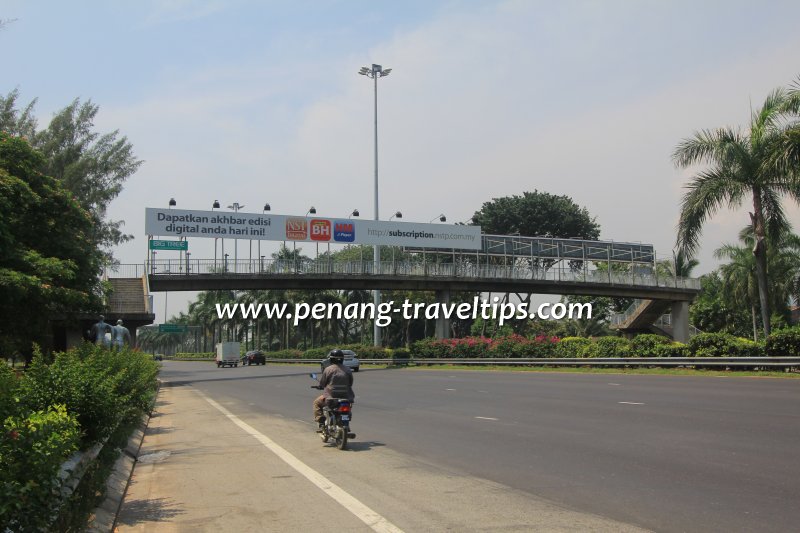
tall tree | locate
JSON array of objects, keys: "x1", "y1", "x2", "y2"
[
  {"x1": 471, "y1": 190, "x2": 600, "y2": 239},
  {"x1": 0, "y1": 92, "x2": 142, "y2": 261},
  {"x1": 0, "y1": 133, "x2": 104, "y2": 357},
  {"x1": 673, "y1": 84, "x2": 800, "y2": 336}
]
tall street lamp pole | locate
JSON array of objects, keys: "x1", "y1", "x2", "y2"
[
  {"x1": 227, "y1": 202, "x2": 244, "y2": 271},
  {"x1": 359, "y1": 63, "x2": 391, "y2": 347}
]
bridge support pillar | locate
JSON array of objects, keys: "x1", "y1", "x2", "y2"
[
  {"x1": 435, "y1": 290, "x2": 452, "y2": 340},
  {"x1": 671, "y1": 301, "x2": 690, "y2": 343}
]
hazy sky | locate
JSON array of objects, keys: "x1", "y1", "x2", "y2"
[{"x1": 3, "y1": 0, "x2": 800, "y2": 321}]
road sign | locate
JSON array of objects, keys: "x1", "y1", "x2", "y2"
[
  {"x1": 159, "y1": 324, "x2": 188, "y2": 333},
  {"x1": 150, "y1": 239, "x2": 188, "y2": 251}
]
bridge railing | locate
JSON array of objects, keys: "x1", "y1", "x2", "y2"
[
  {"x1": 104, "y1": 263, "x2": 146, "y2": 278},
  {"x1": 131, "y1": 258, "x2": 701, "y2": 290}
]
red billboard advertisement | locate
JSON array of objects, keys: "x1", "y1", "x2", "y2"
[{"x1": 285, "y1": 218, "x2": 307, "y2": 240}]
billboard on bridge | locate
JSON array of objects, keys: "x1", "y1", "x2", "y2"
[{"x1": 145, "y1": 208, "x2": 482, "y2": 250}]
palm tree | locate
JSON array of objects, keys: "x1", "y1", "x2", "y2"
[
  {"x1": 715, "y1": 227, "x2": 800, "y2": 340},
  {"x1": 770, "y1": 77, "x2": 800, "y2": 174},
  {"x1": 674, "y1": 86, "x2": 800, "y2": 336},
  {"x1": 670, "y1": 249, "x2": 699, "y2": 278},
  {"x1": 714, "y1": 242, "x2": 760, "y2": 340}
]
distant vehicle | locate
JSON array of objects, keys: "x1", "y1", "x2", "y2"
[
  {"x1": 216, "y1": 342, "x2": 240, "y2": 368},
  {"x1": 242, "y1": 350, "x2": 266, "y2": 366},
  {"x1": 321, "y1": 349, "x2": 359, "y2": 372}
]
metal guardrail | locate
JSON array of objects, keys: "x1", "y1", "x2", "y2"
[
  {"x1": 263, "y1": 357, "x2": 800, "y2": 368},
  {"x1": 117, "y1": 259, "x2": 701, "y2": 291}
]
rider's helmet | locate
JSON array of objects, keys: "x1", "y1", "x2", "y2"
[{"x1": 329, "y1": 349, "x2": 345, "y2": 364}]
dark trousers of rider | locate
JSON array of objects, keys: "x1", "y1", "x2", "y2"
[{"x1": 313, "y1": 395, "x2": 326, "y2": 421}]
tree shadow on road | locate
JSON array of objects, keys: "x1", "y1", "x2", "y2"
[
  {"x1": 144, "y1": 425, "x2": 175, "y2": 435},
  {"x1": 116, "y1": 497, "x2": 185, "y2": 526}
]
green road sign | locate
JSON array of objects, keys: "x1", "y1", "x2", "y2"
[
  {"x1": 159, "y1": 324, "x2": 189, "y2": 333},
  {"x1": 149, "y1": 239, "x2": 188, "y2": 251}
]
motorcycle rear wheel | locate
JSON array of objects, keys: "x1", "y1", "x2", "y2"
[{"x1": 335, "y1": 427, "x2": 348, "y2": 450}]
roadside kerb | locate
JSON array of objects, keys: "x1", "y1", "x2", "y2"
[{"x1": 87, "y1": 381, "x2": 161, "y2": 532}]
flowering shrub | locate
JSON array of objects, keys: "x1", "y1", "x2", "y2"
[{"x1": 410, "y1": 335, "x2": 559, "y2": 358}]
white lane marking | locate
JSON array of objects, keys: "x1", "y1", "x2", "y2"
[
  {"x1": 608, "y1": 383, "x2": 621, "y2": 386},
  {"x1": 477, "y1": 390, "x2": 489, "y2": 393},
  {"x1": 198, "y1": 392, "x2": 404, "y2": 533},
  {"x1": 475, "y1": 416, "x2": 498, "y2": 421},
  {"x1": 445, "y1": 388, "x2": 456, "y2": 391},
  {"x1": 618, "y1": 402, "x2": 645, "y2": 405}
]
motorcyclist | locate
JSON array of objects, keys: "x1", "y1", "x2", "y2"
[{"x1": 313, "y1": 349, "x2": 354, "y2": 429}]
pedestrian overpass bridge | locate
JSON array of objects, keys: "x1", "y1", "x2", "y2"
[{"x1": 108, "y1": 235, "x2": 701, "y2": 341}]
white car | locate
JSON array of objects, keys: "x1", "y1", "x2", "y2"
[{"x1": 320, "y1": 349, "x2": 360, "y2": 372}]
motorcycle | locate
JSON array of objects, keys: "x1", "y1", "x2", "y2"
[{"x1": 310, "y1": 373, "x2": 356, "y2": 450}]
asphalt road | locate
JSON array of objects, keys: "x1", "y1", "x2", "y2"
[{"x1": 160, "y1": 362, "x2": 800, "y2": 532}]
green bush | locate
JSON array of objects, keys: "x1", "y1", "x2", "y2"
[
  {"x1": 174, "y1": 352, "x2": 214, "y2": 359},
  {"x1": 343, "y1": 344, "x2": 390, "y2": 359},
  {"x1": 296, "y1": 344, "x2": 391, "y2": 360},
  {"x1": 301, "y1": 347, "x2": 328, "y2": 360},
  {"x1": 554, "y1": 337, "x2": 591, "y2": 358},
  {"x1": 765, "y1": 327, "x2": 800, "y2": 357},
  {"x1": 585, "y1": 336, "x2": 632, "y2": 358},
  {"x1": 732, "y1": 337, "x2": 763, "y2": 357},
  {"x1": 390, "y1": 348, "x2": 411, "y2": 360},
  {"x1": 267, "y1": 349, "x2": 303, "y2": 358},
  {"x1": 20, "y1": 351, "x2": 122, "y2": 445},
  {"x1": 0, "y1": 405, "x2": 80, "y2": 532},
  {"x1": 19, "y1": 345, "x2": 158, "y2": 446},
  {"x1": 630, "y1": 334, "x2": 671, "y2": 357},
  {"x1": 687, "y1": 332, "x2": 740, "y2": 357},
  {"x1": 652, "y1": 342, "x2": 690, "y2": 358},
  {"x1": 0, "y1": 345, "x2": 158, "y2": 530}
]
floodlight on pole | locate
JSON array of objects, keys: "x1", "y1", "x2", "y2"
[
  {"x1": 430, "y1": 214, "x2": 446, "y2": 223},
  {"x1": 350, "y1": 209, "x2": 360, "y2": 218},
  {"x1": 258, "y1": 203, "x2": 271, "y2": 261},
  {"x1": 389, "y1": 211, "x2": 402, "y2": 221},
  {"x1": 213, "y1": 200, "x2": 221, "y2": 265},
  {"x1": 359, "y1": 62, "x2": 391, "y2": 347}
]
